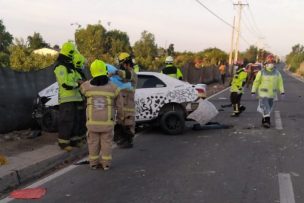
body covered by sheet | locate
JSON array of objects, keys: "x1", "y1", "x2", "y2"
[{"x1": 187, "y1": 99, "x2": 219, "y2": 125}]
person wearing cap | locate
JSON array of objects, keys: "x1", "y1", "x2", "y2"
[
  {"x1": 230, "y1": 62, "x2": 248, "y2": 117},
  {"x1": 54, "y1": 42, "x2": 82, "y2": 151},
  {"x1": 161, "y1": 56, "x2": 183, "y2": 80},
  {"x1": 80, "y1": 59, "x2": 121, "y2": 170},
  {"x1": 114, "y1": 52, "x2": 137, "y2": 148},
  {"x1": 251, "y1": 54, "x2": 285, "y2": 128}
]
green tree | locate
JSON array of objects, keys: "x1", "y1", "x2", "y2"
[
  {"x1": 242, "y1": 45, "x2": 258, "y2": 63},
  {"x1": 286, "y1": 44, "x2": 304, "y2": 72},
  {"x1": 133, "y1": 31, "x2": 158, "y2": 70},
  {"x1": 201, "y1": 47, "x2": 228, "y2": 65},
  {"x1": 75, "y1": 24, "x2": 107, "y2": 64},
  {"x1": 104, "y1": 30, "x2": 131, "y2": 57},
  {"x1": 0, "y1": 19, "x2": 13, "y2": 67},
  {"x1": 27, "y1": 32, "x2": 49, "y2": 51},
  {"x1": 9, "y1": 38, "x2": 57, "y2": 71}
]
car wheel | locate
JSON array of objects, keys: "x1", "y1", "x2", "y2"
[
  {"x1": 160, "y1": 111, "x2": 185, "y2": 135},
  {"x1": 41, "y1": 109, "x2": 58, "y2": 132}
]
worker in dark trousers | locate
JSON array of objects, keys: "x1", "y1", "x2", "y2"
[
  {"x1": 72, "y1": 52, "x2": 87, "y2": 146},
  {"x1": 161, "y1": 56, "x2": 183, "y2": 80},
  {"x1": 114, "y1": 52, "x2": 137, "y2": 148},
  {"x1": 230, "y1": 63, "x2": 248, "y2": 117},
  {"x1": 54, "y1": 42, "x2": 82, "y2": 151}
]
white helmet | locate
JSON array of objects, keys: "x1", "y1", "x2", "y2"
[{"x1": 165, "y1": 56, "x2": 174, "y2": 64}]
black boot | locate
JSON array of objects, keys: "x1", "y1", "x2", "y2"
[
  {"x1": 239, "y1": 106, "x2": 246, "y2": 113},
  {"x1": 263, "y1": 117, "x2": 270, "y2": 128}
]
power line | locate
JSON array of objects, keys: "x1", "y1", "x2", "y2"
[
  {"x1": 194, "y1": 0, "x2": 251, "y2": 46},
  {"x1": 194, "y1": 0, "x2": 232, "y2": 27},
  {"x1": 245, "y1": 0, "x2": 263, "y2": 36}
]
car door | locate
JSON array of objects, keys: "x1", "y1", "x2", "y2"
[{"x1": 135, "y1": 74, "x2": 167, "y2": 121}]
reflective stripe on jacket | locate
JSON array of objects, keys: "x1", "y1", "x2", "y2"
[
  {"x1": 251, "y1": 68, "x2": 284, "y2": 98},
  {"x1": 54, "y1": 65, "x2": 83, "y2": 104},
  {"x1": 80, "y1": 81, "x2": 120, "y2": 132}
]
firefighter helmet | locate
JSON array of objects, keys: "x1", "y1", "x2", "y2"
[
  {"x1": 73, "y1": 53, "x2": 85, "y2": 69},
  {"x1": 90, "y1": 59, "x2": 107, "y2": 78},
  {"x1": 60, "y1": 42, "x2": 76, "y2": 59},
  {"x1": 165, "y1": 56, "x2": 174, "y2": 64}
]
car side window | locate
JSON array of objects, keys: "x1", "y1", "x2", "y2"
[{"x1": 136, "y1": 75, "x2": 166, "y2": 89}]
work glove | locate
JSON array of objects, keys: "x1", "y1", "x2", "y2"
[{"x1": 251, "y1": 92, "x2": 256, "y2": 98}]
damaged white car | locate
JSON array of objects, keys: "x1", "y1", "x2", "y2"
[{"x1": 33, "y1": 72, "x2": 207, "y2": 135}]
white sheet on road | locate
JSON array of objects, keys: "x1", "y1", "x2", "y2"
[{"x1": 187, "y1": 99, "x2": 219, "y2": 125}]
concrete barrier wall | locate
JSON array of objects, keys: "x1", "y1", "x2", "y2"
[{"x1": 0, "y1": 67, "x2": 56, "y2": 134}]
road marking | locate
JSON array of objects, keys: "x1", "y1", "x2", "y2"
[
  {"x1": 207, "y1": 87, "x2": 230, "y2": 100},
  {"x1": 278, "y1": 173, "x2": 296, "y2": 203},
  {"x1": 1, "y1": 131, "x2": 145, "y2": 202},
  {"x1": 0, "y1": 158, "x2": 84, "y2": 203},
  {"x1": 275, "y1": 111, "x2": 283, "y2": 130}
]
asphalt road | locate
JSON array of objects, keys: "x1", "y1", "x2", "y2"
[{"x1": 5, "y1": 64, "x2": 304, "y2": 203}]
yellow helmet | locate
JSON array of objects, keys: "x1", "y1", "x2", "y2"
[
  {"x1": 118, "y1": 52, "x2": 131, "y2": 64},
  {"x1": 60, "y1": 42, "x2": 76, "y2": 58},
  {"x1": 90, "y1": 59, "x2": 107, "y2": 78},
  {"x1": 73, "y1": 53, "x2": 85, "y2": 69}
]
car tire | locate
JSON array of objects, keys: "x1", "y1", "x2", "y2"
[
  {"x1": 41, "y1": 109, "x2": 58, "y2": 132},
  {"x1": 160, "y1": 111, "x2": 185, "y2": 135}
]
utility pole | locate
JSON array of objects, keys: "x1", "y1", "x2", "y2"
[
  {"x1": 228, "y1": 16, "x2": 236, "y2": 66},
  {"x1": 233, "y1": 1, "x2": 248, "y2": 64}
]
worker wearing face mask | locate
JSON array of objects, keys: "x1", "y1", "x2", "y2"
[{"x1": 251, "y1": 54, "x2": 285, "y2": 128}]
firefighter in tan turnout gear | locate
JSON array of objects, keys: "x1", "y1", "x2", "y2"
[
  {"x1": 80, "y1": 59, "x2": 121, "y2": 170},
  {"x1": 114, "y1": 52, "x2": 137, "y2": 148}
]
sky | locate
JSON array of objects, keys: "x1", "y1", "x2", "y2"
[{"x1": 1, "y1": 0, "x2": 304, "y2": 57}]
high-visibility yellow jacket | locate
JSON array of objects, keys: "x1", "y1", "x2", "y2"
[
  {"x1": 252, "y1": 68, "x2": 284, "y2": 98},
  {"x1": 134, "y1": 64, "x2": 140, "y2": 73},
  {"x1": 54, "y1": 65, "x2": 83, "y2": 104},
  {"x1": 80, "y1": 80, "x2": 121, "y2": 132},
  {"x1": 161, "y1": 64, "x2": 183, "y2": 80},
  {"x1": 230, "y1": 69, "x2": 248, "y2": 94}
]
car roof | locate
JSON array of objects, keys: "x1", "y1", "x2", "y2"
[{"x1": 137, "y1": 71, "x2": 188, "y2": 87}]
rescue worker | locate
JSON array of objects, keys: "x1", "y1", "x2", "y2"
[
  {"x1": 251, "y1": 54, "x2": 285, "y2": 128},
  {"x1": 230, "y1": 63, "x2": 248, "y2": 117},
  {"x1": 114, "y1": 52, "x2": 137, "y2": 148},
  {"x1": 72, "y1": 52, "x2": 87, "y2": 146},
  {"x1": 80, "y1": 59, "x2": 121, "y2": 170},
  {"x1": 54, "y1": 42, "x2": 83, "y2": 151},
  {"x1": 161, "y1": 56, "x2": 183, "y2": 80},
  {"x1": 132, "y1": 58, "x2": 140, "y2": 73}
]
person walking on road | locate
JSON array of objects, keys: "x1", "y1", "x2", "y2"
[
  {"x1": 251, "y1": 54, "x2": 285, "y2": 128},
  {"x1": 230, "y1": 63, "x2": 248, "y2": 117},
  {"x1": 54, "y1": 42, "x2": 83, "y2": 152},
  {"x1": 80, "y1": 59, "x2": 121, "y2": 170},
  {"x1": 219, "y1": 62, "x2": 226, "y2": 85},
  {"x1": 114, "y1": 52, "x2": 137, "y2": 149},
  {"x1": 161, "y1": 56, "x2": 183, "y2": 80}
]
